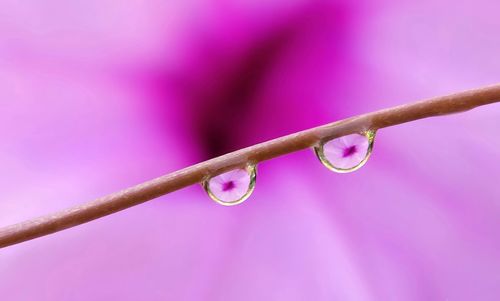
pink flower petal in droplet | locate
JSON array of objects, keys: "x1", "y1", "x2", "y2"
[
  {"x1": 323, "y1": 133, "x2": 370, "y2": 170},
  {"x1": 208, "y1": 169, "x2": 251, "y2": 203}
]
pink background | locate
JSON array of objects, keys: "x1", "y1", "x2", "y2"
[{"x1": 1, "y1": 0, "x2": 500, "y2": 300}]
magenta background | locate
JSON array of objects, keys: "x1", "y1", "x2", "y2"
[{"x1": 1, "y1": 0, "x2": 500, "y2": 300}]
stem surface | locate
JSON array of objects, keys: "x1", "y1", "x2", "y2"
[{"x1": 2, "y1": 83, "x2": 500, "y2": 248}]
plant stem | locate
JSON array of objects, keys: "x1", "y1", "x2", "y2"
[{"x1": 1, "y1": 83, "x2": 500, "y2": 248}]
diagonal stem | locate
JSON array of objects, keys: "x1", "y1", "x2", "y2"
[{"x1": 2, "y1": 83, "x2": 500, "y2": 249}]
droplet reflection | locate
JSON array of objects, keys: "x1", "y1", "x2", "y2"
[
  {"x1": 203, "y1": 165, "x2": 257, "y2": 206},
  {"x1": 314, "y1": 130, "x2": 375, "y2": 173}
]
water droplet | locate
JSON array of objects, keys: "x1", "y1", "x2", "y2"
[
  {"x1": 203, "y1": 165, "x2": 257, "y2": 206},
  {"x1": 314, "y1": 130, "x2": 376, "y2": 173}
]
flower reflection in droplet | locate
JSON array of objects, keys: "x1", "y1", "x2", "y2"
[
  {"x1": 315, "y1": 131, "x2": 375, "y2": 173},
  {"x1": 203, "y1": 165, "x2": 256, "y2": 205}
]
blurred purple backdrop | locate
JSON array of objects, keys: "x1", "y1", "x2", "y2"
[{"x1": 1, "y1": 0, "x2": 500, "y2": 300}]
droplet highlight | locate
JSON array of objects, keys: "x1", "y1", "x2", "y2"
[
  {"x1": 203, "y1": 165, "x2": 257, "y2": 206},
  {"x1": 314, "y1": 130, "x2": 375, "y2": 173}
]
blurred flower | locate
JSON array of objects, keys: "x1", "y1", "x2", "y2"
[{"x1": 1, "y1": 0, "x2": 500, "y2": 300}]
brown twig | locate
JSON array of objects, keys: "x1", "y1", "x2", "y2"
[{"x1": 2, "y1": 83, "x2": 500, "y2": 249}]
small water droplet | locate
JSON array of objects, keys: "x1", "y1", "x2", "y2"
[
  {"x1": 314, "y1": 130, "x2": 375, "y2": 173},
  {"x1": 203, "y1": 165, "x2": 257, "y2": 206}
]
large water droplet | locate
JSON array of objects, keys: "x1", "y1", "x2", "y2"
[
  {"x1": 203, "y1": 165, "x2": 257, "y2": 206},
  {"x1": 314, "y1": 130, "x2": 375, "y2": 173}
]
